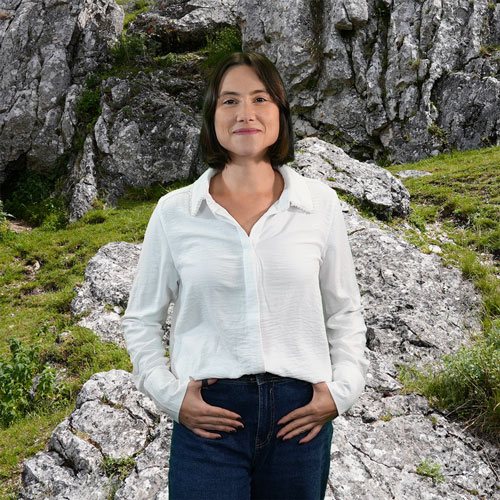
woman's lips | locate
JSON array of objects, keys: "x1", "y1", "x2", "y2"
[{"x1": 233, "y1": 128, "x2": 261, "y2": 134}]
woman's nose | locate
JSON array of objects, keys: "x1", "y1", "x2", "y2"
[{"x1": 236, "y1": 101, "x2": 255, "y2": 121}]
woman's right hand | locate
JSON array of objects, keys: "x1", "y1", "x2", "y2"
[{"x1": 178, "y1": 379, "x2": 244, "y2": 439}]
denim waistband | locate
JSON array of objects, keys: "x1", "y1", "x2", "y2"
[{"x1": 210, "y1": 372, "x2": 308, "y2": 385}]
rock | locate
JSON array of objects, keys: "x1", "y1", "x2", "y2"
[
  {"x1": 0, "y1": 0, "x2": 123, "y2": 185},
  {"x1": 71, "y1": 241, "x2": 142, "y2": 346},
  {"x1": 128, "y1": 0, "x2": 238, "y2": 53},
  {"x1": 20, "y1": 370, "x2": 164, "y2": 500},
  {"x1": 294, "y1": 137, "x2": 410, "y2": 218},
  {"x1": 68, "y1": 135, "x2": 99, "y2": 222},
  {"x1": 397, "y1": 169, "x2": 432, "y2": 179},
  {"x1": 236, "y1": 0, "x2": 500, "y2": 163},
  {"x1": 66, "y1": 70, "x2": 203, "y2": 218}
]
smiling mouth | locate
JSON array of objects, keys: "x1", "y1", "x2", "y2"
[{"x1": 233, "y1": 129, "x2": 261, "y2": 134}]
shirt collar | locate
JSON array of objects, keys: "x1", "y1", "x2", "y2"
[{"x1": 189, "y1": 165, "x2": 314, "y2": 217}]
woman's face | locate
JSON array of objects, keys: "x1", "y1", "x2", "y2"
[{"x1": 214, "y1": 64, "x2": 280, "y2": 164}]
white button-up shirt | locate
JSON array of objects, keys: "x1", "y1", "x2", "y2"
[{"x1": 121, "y1": 165, "x2": 369, "y2": 423}]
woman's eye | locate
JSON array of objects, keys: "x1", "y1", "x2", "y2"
[
  {"x1": 223, "y1": 99, "x2": 236, "y2": 105},
  {"x1": 255, "y1": 97, "x2": 267, "y2": 102}
]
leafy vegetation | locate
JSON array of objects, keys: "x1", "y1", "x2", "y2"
[
  {"x1": 2, "y1": 169, "x2": 69, "y2": 230},
  {"x1": 0, "y1": 338, "x2": 62, "y2": 428},
  {"x1": 385, "y1": 146, "x2": 500, "y2": 439},
  {"x1": 109, "y1": 33, "x2": 150, "y2": 66},
  {"x1": 416, "y1": 458, "x2": 445, "y2": 484},
  {"x1": 200, "y1": 26, "x2": 242, "y2": 69}
]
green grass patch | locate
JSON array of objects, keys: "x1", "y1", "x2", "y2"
[
  {"x1": 385, "y1": 146, "x2": 500, "y2": 259},
  {"x1": 0, "y1": 403, "x2": 74, "y2": 498},
  {"x1": 386, "y1": 145, "x2": 500, "y2": 439},
  {"x1": 0, "y1": 181, "x2": 188, "y2": 496}
]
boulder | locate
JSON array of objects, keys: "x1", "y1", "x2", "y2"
[
  {"x1": 66, "y1": 68, "x2": 204, "y2": 219},
  {"x1": 294, "y1": 137, "x2": 410, "y2": 218},
  {"x1": 128, "y1": 0, "x2": 238, "y2": 53}
]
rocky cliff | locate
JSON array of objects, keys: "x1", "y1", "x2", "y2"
[
  {"x1": 237, "y1": 0, "x2": 500, "y2": 163},
  {"x1": 0, "y1": 0, "x2": 123, "y2": 185},
  {"x1": 2, "y1": 0, "x2": 500, "y2": 220}
]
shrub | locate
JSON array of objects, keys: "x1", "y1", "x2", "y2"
[
  {"x1": 3, "y1": 171, "x2": 69, "y2": 229},
  {"x1": 0, "y1": 338, "x2": 63, "y2": 428}
]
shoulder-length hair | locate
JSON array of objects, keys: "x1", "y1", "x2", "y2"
[{"x1": 200, "y1": 52, "x2": 294, "y2": 170}]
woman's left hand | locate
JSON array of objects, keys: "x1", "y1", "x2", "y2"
[{"x1": 276, "y1": 382, "x2": 338, "y2": 444}]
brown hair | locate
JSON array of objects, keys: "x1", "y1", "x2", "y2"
[{"x1": 200, "y1": 52, "x2": 294, "y2": 170}]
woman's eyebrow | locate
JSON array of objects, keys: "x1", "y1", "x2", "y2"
[{"x1": 218, "y1": 89, "x2": 269, "y2": 98}]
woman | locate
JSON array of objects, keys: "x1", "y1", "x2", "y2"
[{"x1": 122, "y1": 52, "x2": 369, "y2": 500}]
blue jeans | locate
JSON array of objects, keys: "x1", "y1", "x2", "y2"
[{"x1": 168, "y1": 373, "x2": 333, "y2": 500}]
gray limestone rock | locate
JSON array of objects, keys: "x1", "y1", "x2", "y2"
[
  {"x1": 66, "y1": 70, "x2": 202, "y2": 219},
  {"x1": 71, "y1": 241, "x2": 142, "y2": 346},
  {"x1": 0, "y1": 0, "x2": 123, "y2": 184},
  {"x1": 128, "y1": 0, "x2": 238, "y2": 53},
  {"x1": 237, "y1": 0, "x2": 500, "y2": 163},
  {"x1": 68, "y1": 135, "x2": 99, "y2": 222},
  {"x1": 397, "y1": 169, "x2": 432, "y2": 179},
  {"x1": 20, "y1": 370, "x2": 162, "y2": 500},
  {"x1": 294, "y1": 137, "x2": 410, "y2": 218}
]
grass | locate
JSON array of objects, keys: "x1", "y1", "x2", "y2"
[
  {"x1": 0, "y1": 404, "x2": 74, "y2": 497},
  {"x1": 384, "y1": 145, "x2": 500, "y2": 440},
  {"x1": 0, "y1": 184, "x2": 188, "y2": 497}
]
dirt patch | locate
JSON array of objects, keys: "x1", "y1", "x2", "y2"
[{"x1": 8, "y1": 219, "x2": 33, "y2": 233}]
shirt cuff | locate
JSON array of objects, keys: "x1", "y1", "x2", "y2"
[
  {"x1": 326, "y1": 364, "x2": 367, "y2": 416},
  {"x1": 136, "y1": 365, "x2": 190, "y2": 423}
]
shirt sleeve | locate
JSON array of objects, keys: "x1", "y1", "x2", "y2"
[
  {"x1": 319, "y1": 190, "x2": 369, "y2": 416},
  {"x1": 121, "y1": 199, "x2": 189, "y2": 423}
]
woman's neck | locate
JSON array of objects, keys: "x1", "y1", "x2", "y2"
[{"x1": 213, "y1": 159, "x2": 281, "y2": 199}]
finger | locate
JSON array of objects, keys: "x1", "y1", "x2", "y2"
[
  {"x1": 277, "y1": 414, "x2": 313, "y2": 438},
  {"x1": 197, "y1": 422, "x2": 242, "y2": 433},
  {"x1": 192, "y1": 428, "x2": 222, "y2": 439},
  {"x1": 197, "y1": 416, "x2": 244, "y2": 429},
  {"x1": 202, "y1": 404, "x2": 243, "y2": 422},
  {"x1": 281, "y1": 421, "x2": 316, "y2": 441},
  {"x1": 298, "y1": 425, "x2": 322, "y2": 444},
  {"x1": 277, "y1": 404, "x2": 311, "y2": 426}
]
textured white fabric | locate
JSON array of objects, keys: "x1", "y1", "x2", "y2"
[{"x1": 121, "y1": 165, "x2": 369, "y2": 423}]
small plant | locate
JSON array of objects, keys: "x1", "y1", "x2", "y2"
[
  {"x1": 109, "y1": 33, "x2": 148, "y2": 66},
  {"x1": 428, "y1": 123, "x2": 447, "y2": 141},
  {"x1": 410, "y1": 57, "x2": 421, "y2": 70},
  {"x1": 101, "y1": 456, "x2": 136, "y2": 481},
  {"x1": 0, "y1": 338, "x2": 62, "y2": 428},
  {"x1": 201, "y1": 26, "x2": 242, "y2": 69},
  {"x1": 416, "y1": 458, "x2": 445, "y2": 484},
  {"x1": 75, "y1": 88, "x2": 101, "y2": 130}
]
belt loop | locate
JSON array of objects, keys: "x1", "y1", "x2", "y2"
[{"x1": 201, "y1": 379, "x2": 209, "y2": 388}]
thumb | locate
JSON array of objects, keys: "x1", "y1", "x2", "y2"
[{"x1": 205, "y1": 378, "x2": 219, "y2": 386}]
